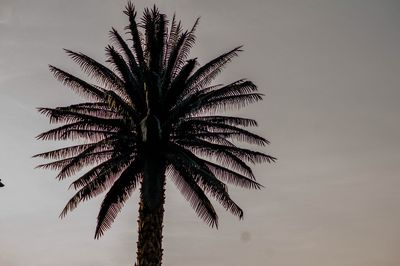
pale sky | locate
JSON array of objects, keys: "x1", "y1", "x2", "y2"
[{"x1": 1, "y1": 0, "x2": 400, "y2": 265}]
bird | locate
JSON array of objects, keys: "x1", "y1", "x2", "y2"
[{"x1": 0, "y1": 179, "x2": 4, "y2": 187}]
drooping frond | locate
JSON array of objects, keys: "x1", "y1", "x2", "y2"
[
  {"x1": 69, "y1": 155, "x2": 134, "y2": 191},
  {"x1": 167, "y1": 163, "x2": 218, "y2": 227},
  {"x1": 168, "y1": 144, "x2": 244, "y2": 219},
  {"x1": 59, "y1": 154, "x2": 133, "y2": 218},
  {"x1": 200, "y1": 159, "x2": 263, "y2": 189},
  {"x1": 95, "y1": 158, "x2": 143, "y2": 238},
  {"x1": 176, "y1": 139, "x2": 255, "y2": 178}
]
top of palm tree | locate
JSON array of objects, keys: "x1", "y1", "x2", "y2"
[{"x1": 35, "y1": 1, "x2": 275, "y2": 238}]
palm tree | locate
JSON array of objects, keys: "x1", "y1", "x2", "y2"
[{"x1": 35, "y1": 2, "x2": 275, "y2": 265}]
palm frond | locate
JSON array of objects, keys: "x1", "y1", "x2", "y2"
[
  {"x1": 197, "y1": 79, "x2": 258, "y2": 100},
  {"x1": 201, "y1": 159, "x2": 263, "y2": 189},
  {"x1": 168, "y1": 144, "x2": 244, "y2": 219},
  {"x1": 168, "y1": 81, "x2": 262, "y2": 122},
  {"x1": 162, "y1": 30, "x2": 189, "y2": 90},
  {"x1": 51, "y1": 102, "x2": 120, "y2": 119},
  {"x1": 175, "y1": 118, "x2": 269, "y2": 146},
  {"x1": 64, "y1": 49, "x2": 124, "y2": 90},
  {"x1": 175, "y1": 132, "x2": 236, "y2": 147},
  {"x1": 171, "y1": 18, "x2": 199, "y2": 79},
  {"x1": 176, "y1": 140, "x2": 255, "y2": 178},
  {"x1": 165, "y1": 58, "x2": 197, "y2": 107},
  {"x1": 184, "y1": 46, "x2": 242, "y2": 95},
  {"x1": 37, "y1": 107, "x2": 126, "y2": 126},
  {"x1": 123, "y1": 1, "x2": 145, "y2": 66},
  {"x1": 33, "y1": 143, "x2": 96, "y2": 160},
  {"x1": 183, "y1": 115, "x2": 258, "y2": 127},
  {"x1": 163, "y1": 14, "x2": 182, "y2": 67},
  {"x1": 59, "y1": 155, "x2": 132, "y2": 218},
  {"x1": 179, "y1": 138, "x2": 276, "y2": 164},
  {"x1": 109, "y1": 27, "x2": 141, "y2": 78},
  {"x1": 68, "y1": 154, "x2": 133, "y2": 191},
  {"x1": 55, "y1": 137, "x2": 117, "y2": 180},
  {"x1": 194, "y1": 93, "x2": 264, "y2": 113},
  {"x1": 37, "y1": 151, "x2": 113, "y2": 178},
  {"x1": 95, "y1": 158, "x2": 143, "y2": 238},
  {"x1": 49, "y1": 66, "x2": 104, "y2": 100},
  {"x1": 167, "y1": 164, "x2": 218, "y2": 227},
  {"x1": 37, "y1": 124, "x2": 115, "y2": 141},
  {"x1": 141, "y1": 6, "x2": 166, "y2": 74},
  {"x1": 105, "y1": 45, "x2": 145, "y2": 113}
]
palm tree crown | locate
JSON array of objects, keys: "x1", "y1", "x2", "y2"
[{"x1": 35, "y1": 2, "x2": 275, "y2": 265}]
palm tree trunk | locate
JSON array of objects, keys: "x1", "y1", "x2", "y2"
[
  {"x1": 135, "y1": 189, "x2": 165, "y2": 266},
  {"x1": 135, "y1": 155, "x2": 166, "y2": 266},
  {"x1": 136, "y1": 110, "x2": 166, "y2": 265}
]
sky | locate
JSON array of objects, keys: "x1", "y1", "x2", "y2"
[{"x1": 1, "y1": 0, "x2": 400, "y2": 265}]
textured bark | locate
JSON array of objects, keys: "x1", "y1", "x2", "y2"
[
  {"x1": 135, "y1": 184, "x2": 165, "y2": 266},
  {"x1": 135, "y1": 143, "x2": 166, "y2": 266}
]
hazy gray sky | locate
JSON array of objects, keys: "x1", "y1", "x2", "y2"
[{"x1": 1, "y1": 0, "x2": 400, "y2": 265}]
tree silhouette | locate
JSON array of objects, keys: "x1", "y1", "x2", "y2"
[{"x1": 35, "y1": 2, "x2": 275, "y2": 265}]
